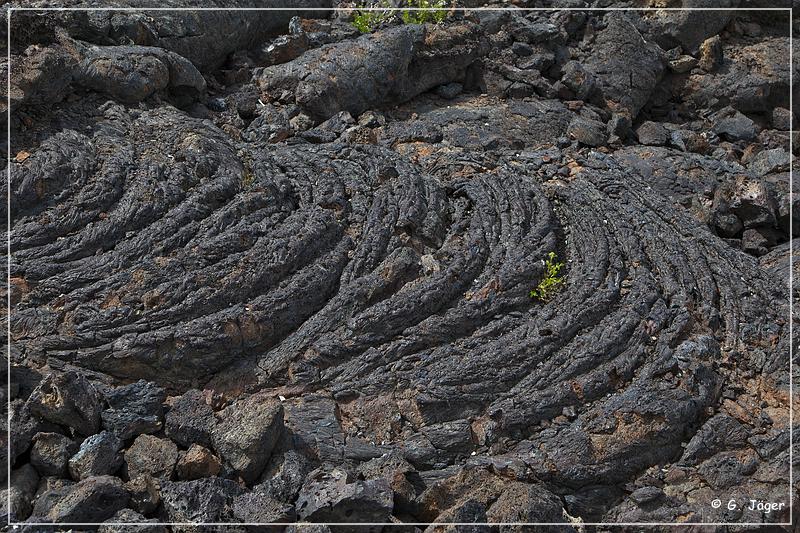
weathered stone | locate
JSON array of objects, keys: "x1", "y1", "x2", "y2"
[
  {"x1": 357, "y1": 451, "x2": 417, "y2": 514},
  {"x1": 212, "y1": 393, "x2": 284, "y2": 484},
  {"x1": 713, "y1": 108, "x2": 757, "y2": 142},
  {"x1": 560, "y1": 60, "x2": 595, "y2": 101},
  {"x1": 742, "y1": 227, "x2": 778, "y2": 256},
  {"x1": 716, "y1": 175, "x2": 778, "y2": 228},
  {"x1": 124, "y1": 435, "x2": 179, "y2": 480},
  {"x1": 698, "y1": 35, "x2": 723, "y2": 72},
  {"x1": 75, "y1": 43, "x2": 206, "y2": 104},
  {"x1": 258, "y1": 23, "x2": 483, "y2": 120},
  {"x1": 102, "y1": 380, "x2": 166, "y2": 440},
  {"x1": 160, "y1": 477, "x2": 243, "y2": 523},
  {"x1": 27, "y1": 371, "x2": 102, "y2": 437},
  {"x1": 421, "y1": 420, "x2": 475, "y2": 456},
  {"x1": 683, "y1": 37, "x2": 789, "y2": 113},
  {"x1": 669, "y1": 55, "x2": 698, "y2": 73},
  {"x1": 436, "y1": 82, "x2": 463, "y2": 100},
  {"x1": 231, "y1": 489, "x2": 297, "y2": 524},
  {"x1": 99, "y1": 508, "x2": 167, "y2": 533},
  {"x1": 630, "y1": 486, "x2": 665, "y2": 506},
  {"x1": 510, "y1": 20, "x2": 559, "y2": 45},
  {"x1": 283, "y1": 394, "x2": 344, "y2": 464},
  {"x1": 1, "y1": 465, "x2": 39, "y2": 522},
  {"x1": 33, "y1": 475, "x2": 129, "y2": 523},
  {"x1": 68, "y1": 431, "x2": 124, "y2": 480},
  {"x1": 165, "y1": 389, "x2": 215, "y2": 448},
  {"x1": 771, "y1": 107, "x2": 791, "y2": 130},
  {"x1": 567, "y1": 117, "x2": 608, "y2": 147},
  {"x1": 636, "y1": 121, "x2": 669, "y2": 146},
  {"x1": 642, "y1": 0, "x2": 737, "y2": 54},
  {"x1": 748, "y1": 148, "x2": 790, "y2": 177},
  {"x1": 30, "y1": 432, "x2": 78, "y2": 478},
  {"x1": 176, "y1": 444, "x2": 222, "y2": 481},
  {"x1": 582, "y1": 13, "x2": 666, "y2": 119},
  {"x1": 124, "y1": 475, "x2": 161, "y2": 516},
  {"x1": 256, "y1": 450, "x2": 312, "y2": 503},
  {"x1": 296, "y1": 468, "x2": 393, "y2": 530}
]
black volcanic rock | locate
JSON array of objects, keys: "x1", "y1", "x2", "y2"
[
  {"x1": 102, "y1": 380, "x2": 166, "y2": 440},
  {"x1": 7, "y1": 3, "x2": 794, "y2": 529},
  {"x1": 27, "y1": 371, "x2": 102, "y2": 437}
]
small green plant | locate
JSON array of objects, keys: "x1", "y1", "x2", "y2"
[
  {"x1": 352, "y1": 0, "x2": 448, "y2": 33},
  {"x1": 401, "y1": 0, "x2": 448, "y2": 24},
  {"x1": 530, "y1": 252, "x2": 565, "y2": 301},
  {"x1": 352, "y1": 1, "x2": 395, "y2": 33}
]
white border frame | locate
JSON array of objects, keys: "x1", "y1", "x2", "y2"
[{"x1": 4, "y1": 5, "x2": 794, "y2": 529}]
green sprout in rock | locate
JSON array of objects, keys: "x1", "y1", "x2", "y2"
[
  {"x1": 352, "y1": 0, "x2": 449, "y2": 33},
  {"x1": 352, "y1": 1, "x2": 395, "y2": 33},
  {"x1": 401, "y1": 0, "x2": 448, "y2": 25},
  {"x1": 530, "y1": 251, "x2": 566, "y2": 301}
]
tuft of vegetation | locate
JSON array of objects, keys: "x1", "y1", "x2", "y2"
[
  {"x1": 352, "y1": 0, "x2": 448, "y2": 33},
  {"x1": 401, "y1": 0, "x2": 448, "y2": 25},
  {"x1": 352, "y1": 1, "x2": 395, "y2": 33},
  {"x1": 530, "y1": 252, "x2": 566, "y2": 301}
]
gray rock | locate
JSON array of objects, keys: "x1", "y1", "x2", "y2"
[
  {"x1": 1, "y1": 465, "x2": 39, "y2": 522},
  {"x1": 175, "y1": 445, "x2": 222, "y2": 481},
  {"x1": 582, "y1": 13, "x2": 666, "y2": 119},
  {"x1": 124, "y1": 435, "x2": 179, "y2": 480},
  {"x1": 511, "y1": 21, "x2": 560, "y2": 44},
  {"x1": 160, "y1": 477, "x2": 243, "y2": 523},
  {"x1": 75, "y1": 44, "x2": 206, "y2": 104},
  {"x1": 8, "y1": 43, "x2": 77, "y2": 110},
  {"x1": 99, "y1": 508, "x2": 167, "y2": 533},
  {"x1": 102, "y1": 380, "x2": 166, "y2": 440},
  {"x1": 771, "y1": 107, "x2": 791, "y2": 130},
  {"x1": 13, "y1": 1, "x2": 333, "y2": 72},
  {"x1": 257, "y1": 23, "x2": 483, "y2": 120},
  {"x1": 636, "y1": 121, "x2": 669, "y2": 146},
  {"x1": 30, "y1": 432, "x2": 78, "y2": 478},
  {"x1": 511, "y1": 41, "x2": 533, "y2": 57},
  {"x1": 232, "y1": 490, "x2": 296, "y2": 524},
  {"x1": 212, "y1": 392, "x2": 284, "y2": 484},
  {"x1": 124, "y1": 475, "x2": 161, "y2": 516},
  {"x1": 567, "y1": 117, "x2": 608, "y2": 147},
  {"x1": 69, "y1": 431, "x2": 124, "y2": 480},
  {"x1": 283, "y1": 394, "x2": 344, "y2": 464},
  {"x1": 420, "y1": 419, "x2": 475, "y2": 455},
  {"x1": 165, "y1": 389, "x2": 215, "y2": 448},
  {"x1": 716, "y1": 175, "x2": 778, "y2": 228},
  {"x1": 748, "y1": 148, "x2": 790, "y2": 176},
  {"x1": 682, "y1": 36, "x2": 789, "y2": 113},
  {"x1": 711, "y1": 211, "x2": 743, "y2": 238},
  {"x1": 33, "y1": 475, "x2": 129, "y2": 523},
  {"x1": 436, "y1": 82, "x2": 463, "y2": 100},
  {"x1": 669, "y1": 55, "x2": 698, "y2": 74},
  {"x1": 560, "y1": 60, "x2": 595, "y2": 101},
  {"x1": 296, "y1": 468, "x2": 393, "y2": 530},
  {"x1": 630, "y1": 486, "x2": 665, "y2": 505},
  {"x1": 742, "y1": 227, "x2": 778, "y2": 256},
  {"x1": 698, "y1": 35, "x2": 723, "y2": 72},
  {"x1": 27, "y1": 371, "x2": 102, "y2": 437},
  {"x1": 642, "y1": 0, "x2": 737, "y2": 54},
  {"x1": 256, "y1": 450, "x2": 312, "y2": 503},
  {"x1": 713, "y1": 108, "x2": 757, "y2": 142}
]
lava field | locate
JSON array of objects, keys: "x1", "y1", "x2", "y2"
[{"x1": 3, "y1": 1, "x2": 798, "y2": 531}]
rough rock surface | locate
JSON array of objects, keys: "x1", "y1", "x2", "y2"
[
  {"x1": 257, "y1": 22, "x2": 485, "y2": 120},
  {"x1": 212, "y1": 393, "x2": 284, "y2": 483},
  {"x1": 6, "y1": 1, "x2": 796, "y2": 530},
  {"x1": 68, "y1": 431, "x2": 124, "y2": 480}
]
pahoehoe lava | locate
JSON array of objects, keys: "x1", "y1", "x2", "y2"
[{"x1": 3, "y1": 1, "x2": 797, "y2": 530}]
